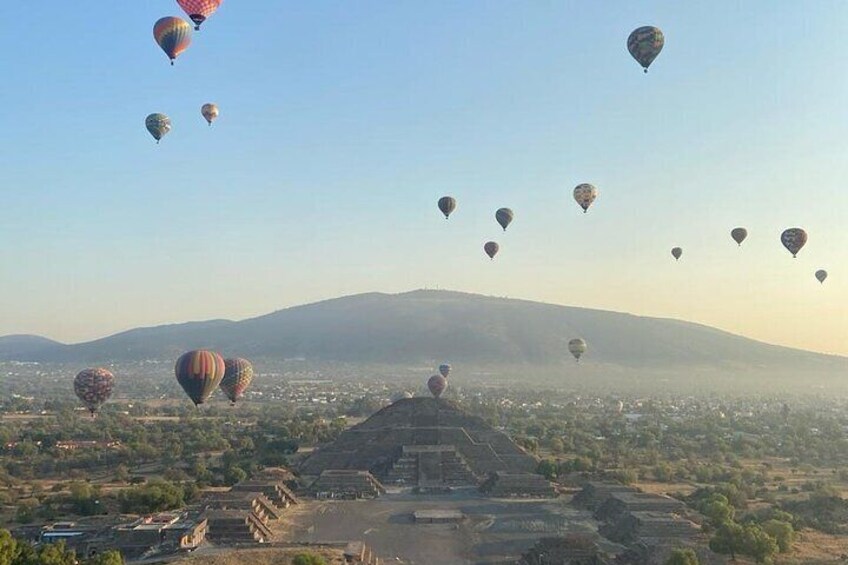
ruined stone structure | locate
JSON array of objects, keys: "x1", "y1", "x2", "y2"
[
  {"x1": 205, "y1": 509, "x2": 273, "y2": 544},
  {"x1": 229, "y1": 479, "x2": 299, "y2": 508},
  {"x1": 384, "y1": 445, "x2": 477, "y2": 486},
  {"x1": 479, "y1": 472, "x2": 558, "y2": 498},
  {"x1": 300, "y1": 397, "x2": 537, "y2": 487},
  {"x1": 600, "y1": 511, "x2": 700, "y2": 545},
  {"x1": 572, "y1": 482, "x2": 640, "y2": 511},
  {"x1": 594, "y1": 492, "x2": 686, "y2": 523},
  {"x1": 309, "y1": 470, "x2": 387, "y2": 499},
  {"x1": 344, "y1": 541, "x2": 382, "y2": 564},
  {"x1": 519, "y1": 534, "x2": 610, "y2": 565},
  {"x1": 201, "y1": 491, "x2": 282, "y2": 521}
]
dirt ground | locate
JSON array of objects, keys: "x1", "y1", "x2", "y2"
[{"x1": 276, "y1": 489, "x2": 614, "y2": 565}]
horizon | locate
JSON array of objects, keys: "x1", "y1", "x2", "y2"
[{"x1": 1, "y1": 2, "x2": 846, "y2": 355}]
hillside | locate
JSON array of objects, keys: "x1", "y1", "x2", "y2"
[{"x1": 0, "y1": 290, "x2": 844, "y2": 373}]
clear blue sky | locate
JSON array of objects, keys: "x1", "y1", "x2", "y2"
[{"x1": 1, "y1": 1, "x2": 847, "y2": 354}]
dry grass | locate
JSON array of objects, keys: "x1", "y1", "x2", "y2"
[
  {"x1": 173, "y1": 547, "x2": 347, "y2": 565},
  {"x1": 785, "y1": 528, "x2": 848, "y2": 564}
]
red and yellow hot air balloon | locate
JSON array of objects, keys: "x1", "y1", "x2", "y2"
[
  {"x1": 154, "y1": 17, "x2": 192, "y2": 65},
  {"x1": 175, "y1": 350, "x2": 226, "y2": 406},
  {"x1": 220, "y1": 358, "x2": 254, "y2": 404},
  {"x1": 177, "y1": 0, "x2": 223, "y2": 30}
]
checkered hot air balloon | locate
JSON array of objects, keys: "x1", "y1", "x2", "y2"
[
  {"x1": 220, "y1": 358, "x2": 254, "y2": 404},
  {"x1": 175, "y1": 350, "x2": 226, "y2": 406},
  {"x1": 177, "y1": 0, "x2": 223, "y2": 30},
  {"x1": 73, "y1": 368, "x2": 115, "y2": 416}
]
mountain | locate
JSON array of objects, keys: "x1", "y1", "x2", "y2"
[
  {"x1": 0, "y1": 290, "x2": 844, "y2": 374},
  {"x1": 0, "y1": 335, "x2": 63, "y2": 360}
]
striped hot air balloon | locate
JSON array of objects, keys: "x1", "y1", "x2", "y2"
[
  {"x1": 154, "y1": 17, "x2": 192, "y2": 65},
  {"x1": 201, "y1": 103, "x2": 219, "y2": 126},
  {"x1": 175, "y1": 350, "x2": 226, "y2": 406},
  {"x1": 177, "y1": 0, "x2": 223, "y2": 30},
  {"x1": 220, "y1": 358, "x2": 254, "y2": 404},
  {"x1": 74, "y1": 368, "x2": 115, "y2": 415}
]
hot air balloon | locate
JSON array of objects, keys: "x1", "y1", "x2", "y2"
[
  {"x1": 145, "y1": 113, "x2": 172, "y2": 143},
  {"x1": 495, "y1": 208, "x2": 514, "y2": 231},
  {"x1": 175, "y1": 350, "x2": 226, "y2": 406},
  {"x1": 73, "y1": 368, "x2": 115, "y2": 416},
  {"x1": 671, "y1": 247, "x2": 682, "y2": 261},
  {"x1": 428, "y1": 374, "x2": 447, "y2": 398},
  {"x1": 815, "y1": 269, "x2": 828, "y2": 284},
  {"x1": 439, "y1": 364, "x2": 451, "y2": 379},
  {"x1": 438, "y1": 196, "x2": 456, "y2": 219},
  {"x1": 154, "y1": 17, "x2": 192, "y2": 65},
  {"x1": 573, "y1": 184, "x2": 598, "y2": 213},
  {"x1": 484, "y1": 241, "x2": 499, "y2": 260},
  {"x1": 731, "y1": 227, "x2": 748, "y2": 247},
  {"x1": 627, "y1": 26, "x2": 664, "y2": 73},
  {"x1": 220, "y1": 358, "x2": 254, "y2": 405},
  {"x1": 781, "y1": 228, "x2": 807, "y2": 258},
  {"x1": 177, "y1": 0, "x2": 223, "y2": 30},
  {"x1": 568, "y1": 338, "x2": 587, "y2": 362},
  {"x1": 201, "y1": 103, "x2": 219, "y2": 126}
]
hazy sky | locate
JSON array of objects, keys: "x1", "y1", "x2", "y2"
[{"x1": 1, "y1": 2, "x2": 846, "y2": 355}]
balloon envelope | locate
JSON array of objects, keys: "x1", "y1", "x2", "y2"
[
  {"x1": 438, "y1": 196, "x2": 456, "y2": 219},
  {"x1": 484, "y1": 241, "x2": 499, "y2": 260},
  {"x1": 175, "y1": 350, "x2": 226, "y2": 406},
  {"x1": 573, "y1": 184, "x2": 598, "y2": 213},
  {"x1": 731, "y1": 227, "x2": 748, "y2": 246},
  {"x1": 568, "y1": 338, "x2": 587, "y2": 362},
  {"x1": 495, "y1": 208, "x2": 514, "y2": 231},
  {"x1": 153, "y1": 17, "x2": 192, "y2": 64},
  {"x1": 439, "y1": 364, "x2": 451, "y2": 379},
  {"x1": 177, "y1": 0, "x2": 223, "y2": 30},
  {"x1": 815, "y1": 269, "x2": 828, "y2": 284},
  {"x1": 781, "y1": 228, "x2": 807, "y2": 258},
  {"x1": 220, "y1": 358, "x2": 254, "y2": 404},
  {"x1": 201, "y1": 103, "x2": 219, "y2": 125},
  {"x1": 627, "y1": 26, "x2": 664, "y2": 72},
  {"x1": 428, "y1": 374, "x2": 447, "y2": 398},
  {"x1": 74, "y1": 368, "x2": 115, "y2": 415},
  {"x1": 145, "y1": 113, "x2": 172, "y2": 142},
  {"x1": 671, "y1": 247, "x2": 683, "y2": 260}
]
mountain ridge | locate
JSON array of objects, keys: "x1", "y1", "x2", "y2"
[{"x1": 0, "y1": 290, "x2": 843, "y2": 372}]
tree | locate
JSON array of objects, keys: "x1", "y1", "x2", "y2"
[
  {"x1": 664, "y1": 548, "x2": 699, "y2": 565},
  {"x1": 698, "y1": 494, "x2": 734, "y2": 527},
  {"x1": 740, "y1": 524, "x2": 778, "y2": 563},
  {"x1": 32, "y1": 542, "x2": 76, "y2": 565},
  {"x1": 85, "y1": 550, "x2": 124, "y2": 565},
  {"x1": 0, "y1": 530, "x2": 18, "y2": 565},
  {"x1": 710, "y1": 522, "x2": 744, "y2": 561},
  {"x1": 224, "y1": 467, "x2": 247, "y2": 487},
  {"x1": 761, "y1": 520, "x2": 794, "y2": 553},
  {"x1": 536, "y1": 459, "x2": 557, "y2": 481},
  {"x1": 291, "y1": 553, "x2": 326, "y2": 565}
]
